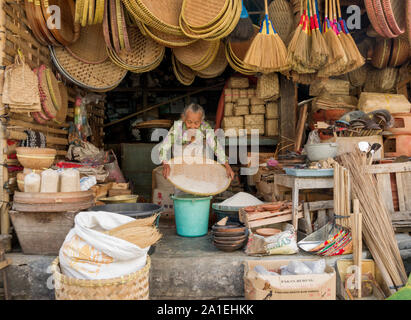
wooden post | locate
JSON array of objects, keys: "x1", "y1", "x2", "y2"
[
  {"x1": 353, "y1": 199, "x2": 362, "y2": 298},
  {"x1": 279, "y1": 75, "x2": 296, "y2": 154},
  {"x1": 0, "y1": 0, "x2": 10, "y2": 239}
]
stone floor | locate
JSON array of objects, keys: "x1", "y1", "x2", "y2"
[{"x1": 2, "y1": 225, "x2": 411, "y2": 300}]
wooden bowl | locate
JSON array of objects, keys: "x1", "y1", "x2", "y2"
[
  {"x1": 255, "y1": 228, "x2": 282, "y2": 237},
  {"x1": 16, "y1": 147, "x2": 57, "y2": 170},
  {"x1": 213, "y1": 242, "x2": 245, "y2": 252},
  {"x1": 213, "y1": 238, "x2": 246, "y2": 246},
  {"x1": 212, "y1": 230, "x2": 246, "y2": 237},
  {"x1": 213, "y1": 234, "x2": 247, "y2": 242}
]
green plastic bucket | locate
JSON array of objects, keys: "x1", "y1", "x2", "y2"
[{"x1": 171, "y1": 195, "x2": 212, "y2": 237}]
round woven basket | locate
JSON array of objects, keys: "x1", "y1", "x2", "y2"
[
  {"x1": 389, "y1": 37, "x2": 410, "y2": 67},
  {"x1": 140, "y1": 23, "x2": 197, "y2": 48},
  {"x1": 51, "y1": 256, "x2": 150, "y2": 300},
  {"x1": 172, "y1": 54, "x2": 196, "y2": 85},
  {"x1": 181, "y1": 0, "x2": 229, "y2": 29},
  {"x1": 371, "y1": 38, "x2": 392, "y2": 69},
  {"x1": 365, "y1": 0, "x2": 388, "y2": 37},
  {"x1": 107, "y1": 26, "x2": 165, "y2": 72},
  {"x1": 268, "y1": 0, "x2": 294, "y2": 45},
  {"x1": 54, "y1": 82, "x2": 68, "y2": 124},
  {"x1": 37, "y1": 65, "x2": 57, "y2": 119},
  {"x1": 372, "y1": 0, "x2": 396, "y2": 37},
  {"x1": 45, "y1": 68, "x2": 62, "y2": 112},
  {"x1": 50, "y1": 46, "x2": 127, "y2": 92},
  {"x1": 173, "y1": 40, "x2": 215, "y2": 67},
  {"x1": 197, "y1": 41, "x2": 227, "y2": 78},
  {"x1": 16, "y1": 147, "x2": 57, "y2": 170},
  {"x1": 65, "y1": 24, "x2": 108, "y2": 64},
  {"x1": 348, "y1": 63, "x2": 370, "y2": 87}
]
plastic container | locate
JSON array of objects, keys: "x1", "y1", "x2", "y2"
[
  {"x1": 41, "y1": 169, "x2": 59, "y2": 193},
  {"x1": 24, "y1": 172, "x2": 41, "y2": 193},
  {"x1": 60, "y1": 169, "x2": 80, "y2": 192},
  {"x1": 305, "y1": 143, "x2": 338, "y2": 161},
  {"x1": 171, "y1": 195, "x2": 212, "y2": 237}
]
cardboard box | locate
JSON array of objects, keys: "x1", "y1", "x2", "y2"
[
  {"x1": 327, "y1": 135, "x2": 384, "y2": 160},
  {"x1": 244, "y1": 259, "x2": 336, "y2": 300}
]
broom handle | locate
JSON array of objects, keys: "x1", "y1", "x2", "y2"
[
  {"x1": 264, "y1": 0, "x2": 268, "y2": 15},
  {"x1": 325, "y1": 0, "x2": 328, "y2": 19},
  {"x1": 337, "y1": 0, "x2": 342, "y2": 18},
  {"x1": 333, "y1": 0, "x2": 337, "y2": 20}
]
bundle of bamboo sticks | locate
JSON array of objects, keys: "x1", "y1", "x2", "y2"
[
  {"x1": 339, "y1": 149, "x2": 407, "y2": 296},
  {"x1": 105, "y1": 214, "x2": 162, "y2": 249}
]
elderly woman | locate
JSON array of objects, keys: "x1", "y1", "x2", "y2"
[{"x1": 159, "y1": 103, "x2": 235, "y2": 180}]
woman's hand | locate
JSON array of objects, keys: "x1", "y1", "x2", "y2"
[
  {"x1": 162, "y1": 162, "x2": 170, "y2": 179},
  {"x1": 224, "y1": 162, "x2": 235, "y2": 180}
]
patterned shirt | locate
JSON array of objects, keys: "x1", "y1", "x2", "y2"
[{"x1": 159, "y1": 120, "x2": 227, "y2": 164}]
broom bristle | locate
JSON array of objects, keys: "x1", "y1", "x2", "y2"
[
  {"x1": 310, "y1": 29, "x2": 329, "y2": 68},
  {"x1": 229, "y1": 18, "x2": 255, "y2": 42},
  {"x1": 317, "y1": 26, "x2": 347, "y2": 77}
]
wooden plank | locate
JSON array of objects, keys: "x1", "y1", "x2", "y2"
[
  {"x1": 402, "y1": 172, "x2": 411, "y2": 211},
  {"x1": 391, "y1": 212, "x2": 411, "y2": 222},
  {"x1": 0, "y1": 258, "x2": 11, "y2": 270},
  {"x1": 308, "y1": 200, "x2": 334, "y2": 211},
  {"x1": 396, "y1": 173, "x2": 406, "y2": 212},
  {"x1": 247, "y1": 209, "x2": 292, "y2": 221},
  {"x1": 317, "y1": 209, "x2": 327, "y2": 228},
  {"x1": 294, "y1": 104, "x2": 308, "y2": 152},
  {"x1": 7, "y1": 129, "x2": 68, "y2": 145},
  {"x1": 279, "y1": 75, "x2": 296, "y2": 153},
  {"x1": 8, "y1": 119, "x2": 68, "y2": 135},
  {"x1": 248, "y1": 211, "x2": 303, "y2": 229},
  {"x1": 376, "y1": 173, "x2": 394, "y2": 213},
  {"x1": 303, "y1": 202, "x2": 313, "y2": 234},
  {"x1": 366, "y1": 162, "x2": 411, "y2": 174}
]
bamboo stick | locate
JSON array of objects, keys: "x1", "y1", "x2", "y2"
[{"x1": 353, "y1": 199, "x2": 362, "y2": 298}]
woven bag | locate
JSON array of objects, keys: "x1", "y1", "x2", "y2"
[
  {"x1": 256, "y1": 73, "x2": 280, "y2": 101},
  {"x1": 2, "y1": 54, "x2": 41, "y2": 111}
]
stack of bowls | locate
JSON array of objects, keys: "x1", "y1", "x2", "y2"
[{"x1": 211, "y1": 223, "x2": 248, "y2": 252}]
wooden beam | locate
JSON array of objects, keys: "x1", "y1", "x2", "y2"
[{"x1": 279, "y1": 75, "x2": 296, "y2": 153}]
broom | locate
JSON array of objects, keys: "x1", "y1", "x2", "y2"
[
  {"x1": 336, "y1": 0, "x2": 365, "y2": 72},
  {"x1": 228, "y1": 0, "x2": 255, "y2": 42},
  {"x1": 293, "y1": 0, "x2": 312, "y2": 68},
  {"x1": 317, "y1": 0, "x2": 346, "y2": 78},
  {"x1": 308, "y1": 0, "x2": 329, "y2": 69},
  {"x1": 243, "y1": 0, "x2": 289, "y2": 73},
  {"x1": 287, "y1": 0, "x2": 315, "y2": 73},
  {"x1": 331, "y1": 0, "x2": 354, "y2": 74}
]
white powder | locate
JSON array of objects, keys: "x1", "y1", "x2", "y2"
[
  {"x1": 220, "y1": 192, "x2": 263, "y2": 207},
  {"x1": 171, "y1": 175, "x2": 221, "y2": 194}
]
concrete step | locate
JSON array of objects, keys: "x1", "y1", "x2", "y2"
[{"x1": 3, "y1": 227, "x2": 411, "y2": 300}]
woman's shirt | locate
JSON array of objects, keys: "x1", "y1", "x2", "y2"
[{"x1": 159, "y1": 120, "x2": 227, "y2": 163}]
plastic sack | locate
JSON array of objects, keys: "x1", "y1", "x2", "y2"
[
  {"x1": 59, "y1": 211, "x2": 149, "y2": 280},
  {"x1": 40, "y1": 169, "x2": 59, "y2": 193},
  {"x1": 304, "y1": 259, "x2": 326, "y2": 274},
  {"x1": 286, "y1": 261, "x2": 313, "y2": 275},
  {"x1": 254, "y1": 265, "x2": 280, "y2": 277},
  {"x1": 306, "y1": 130, "x2": 321, "y2": 145},
  {"x1": 60, "y1": 169, "x2": 80, "y2": 192},
  {"x1": 24, "y1": 172, "x2": 40, "y2": 192},
  {"x1": 245, "y1": 223, "x2": 299, "y2": 256},
  {"x1": 80, "y1": 176, "x2": 97, "y2": 191}
]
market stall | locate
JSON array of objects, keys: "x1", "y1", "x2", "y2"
[{"x1": 0, "y1": 0, "x2": 410, "y2": 301}]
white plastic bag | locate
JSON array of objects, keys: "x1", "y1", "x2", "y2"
[
  {"x1": 41, "y1": 169, "x2": 59, "y2": 193},
  {"x1": 24, "y1": 172, "x2": 40, "y2": 192},
  {"x1": 59, "y1": 211, "x2": 149, "y2": 280}
]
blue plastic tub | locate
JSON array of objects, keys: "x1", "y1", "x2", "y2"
[{"x1": 171, "y1": 195, "x2": 212, "y2": 237}]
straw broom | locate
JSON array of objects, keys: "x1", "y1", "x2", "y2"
[
  {"x1": 331, "y1": 0, "x2": 354, "y2": 74},
  {"x1": 336, "y1": 0, "x2": 365, "y2": 72},
  {"x1": 293, "y1": 0, "x2": 311, "y2": 68},
  {"x1": 243, "y1": 0, "x2": 289, "y2": 73},
  {"x1": 309, "y1": 0, "x2": 329, "y2": 69},
  {"x1": 317, "y1": 0, "x2": 347, "y2": 78},
  {"x1": 229, "y1": 0, "x2": 254, "y2": 42}
]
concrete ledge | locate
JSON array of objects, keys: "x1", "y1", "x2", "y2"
[{"x1": 3, "y1": 228, "x2": 411, "y2": 300}]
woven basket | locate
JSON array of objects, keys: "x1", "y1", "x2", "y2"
[
  {"x1": 256, "y1": 73, "x2": 280, "y2": 101},
  {"x1": 172, "y1": 54, "x2": 196, "y2": 86},
  {"x1": 309, "y1": 79, "x2": 350, "y2": 96},
  {"x1": 228, "y1": 77, "x2": 249, "y2": 89},
  {"x1": 250, "y1": 97, "x2": 265, "y2": 105},
  {"x1": 224, "y1": 102, "x2": 235, "y2": 116},
  {"x1": 224, "y1": 88, "x2": 233, "y2": 103},
  {"x1": 196, "y1": 42, "x2": 227, "y2": 78},
  {"x1": 244, "y1": 114, "x2": 264, "y2": 125},
  {"x1": 265, "y1": 119, "x2": 279, "y2": 136},
  {"x1": 108, "y1": 26, "x2": 165, "y2": 72},
  {"x1": 247, "y1": 88, "x2": 256, "y2": 98},
  {"x1": 172, "y1": 39, "x2": 215, "y2": 67},
  {"x1": 38, "y1": 65, "x2": 57, "y2": 119},
  {"x1": 234, "y1": 105, "x2": 249, "y2": 116},
  {"x1": 268, "y1": 0, "x2": 294, "y2": 45},
  {"x1": 382, "y1": 0, "x2": 406, "y2": 36},
  {"x1": 239, "y1": 89, "x2": 248, "y2": 99},
  {"x1": 389, "y1": 37, "x2": 410, "y2": 67},
  {"x1": 245, "y1": 124, "x2": 265, "y2": 135},
  {"x1": 51, "y1": 256, "x2": 150, "y2": 300},
  {"x1": 54, "y1": 82, "x2": 68, "y2": 124},
  {"x1": 364, "y1": 67, "x2": 398, "y2": 93},
  {"x1": 45, "y1": 68, "x2": 62, "y2": 112},
  {"x1": 50, "y1": 46, "x2": 127, "y2": 92},
  {"x1": 231, "y1": 88, "x2": 240, "y2": 101},
  {"x1": 222, "y1": 116, "x2": 243, "y2": 128},
  {"x1": 182, "y1": 0, "x2": 229, "y2": 28},
  {"x1": 266, "y1": 101, "x2": 279, "y2": 119},
  {"x1": 348, "y1": 63, "x2": 370, "y2": 87},
  {"x1": 237, "y1": 97, "x2": 249, "y2": 106},
  {"x1": 65, "y1": 24, "x2": 108, "y2": 64},
  {"x1": 250, "y1": 104, "x2": 266, "y2": 115},
  {"x1": 141, "y1": 23, "x2": 197, "y2": 48},
  {"x1": 16, "y1": 147, "x2": 57, "y2": 170},
  {"x1": 371, "y1": 38, "x2": 392, "y2": 69}
]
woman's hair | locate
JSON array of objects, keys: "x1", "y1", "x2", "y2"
[{"x1": 182, "y1": 103, "x2": 205, "y2": 121}]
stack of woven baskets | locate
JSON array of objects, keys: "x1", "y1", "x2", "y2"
[{"x1": 222, "y1": 76, "x2": 280, "y2": 137}]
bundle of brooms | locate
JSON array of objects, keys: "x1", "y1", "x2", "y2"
[
  {"x1": 104, "y1": 214, "x2": 162, "y2": 248},
  {"x1": 243, "y1": 0, "x2": 289, "y2": 73},
  {"x1": 339, "y1": 149, "x2": 407, "y2": 296}
]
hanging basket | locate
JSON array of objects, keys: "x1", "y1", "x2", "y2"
[{"x1": 51, "y1": 256, "x2": 150, "y2": 300}]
